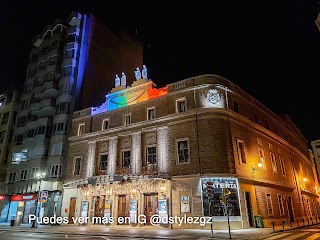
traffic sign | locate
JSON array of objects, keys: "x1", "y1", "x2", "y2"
[{"x1": 38, "y1": 190, "x2": 48, "y2": 203}]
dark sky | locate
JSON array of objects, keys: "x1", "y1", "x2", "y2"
[{"x1": 1, "y1": 1, "x2": 319, "y2": 145}]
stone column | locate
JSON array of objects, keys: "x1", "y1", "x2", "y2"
[
  {"x1": 131, "y1": 132, "x2": 142, "y2": 175},
  {"x1": 157, "y1": 126, "x2": 169, "y2": 174},
  {"x1": 107, "y1": 137, "x2": 118, "y2": 176},
  {"x1": 86, "y1": 141, "x2": 96, "y2": 178}
]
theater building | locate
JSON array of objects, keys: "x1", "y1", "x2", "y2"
[{"x1": 61, "y1": 74, "x2": 320, "y2": 229}]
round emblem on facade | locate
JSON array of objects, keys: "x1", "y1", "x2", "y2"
[{"x1": 206, "y1": 89, "x2": 221, "y2": 105}]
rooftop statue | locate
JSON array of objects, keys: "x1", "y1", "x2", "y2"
[
  {"x1": 134, "y1": 67, "x2": 142, "y2": 80},
  {"x1": 115, "y1": 74, "x2": 120, "y2": 87}
]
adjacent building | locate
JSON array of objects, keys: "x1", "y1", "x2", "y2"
[
  {"x1": 62, "y1": 74, "x2": 320, "y2": 229},
  {"x1": 2, "y1": 11, "x2": 143, "y2": 223},
  {"x1": 0, "y1": 90, "x2": 20, "y2": 221}
]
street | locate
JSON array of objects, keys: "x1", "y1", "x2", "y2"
[
  {"x1": 0, "y1": 224, "x2": 319, "y2": 240},
  {"x1": 259, "y1": 225, "x2": 320, "y2": 240}
]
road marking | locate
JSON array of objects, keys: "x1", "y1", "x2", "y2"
[
  {"x1": 282, "y1": 232, "x2": 310, "y2": 239},
  {"x1": 27, "y1": 233, "x2": 34, "y2": 236},
  {"x1": 65, "y1": 235, "x2": 68, "y2": 238},
  {"x1": 304, "y1": 233, "x2": 320, "y2": 240},
  {"x1": 264, "y1": 232, "x2": 291, "y2": 239}
]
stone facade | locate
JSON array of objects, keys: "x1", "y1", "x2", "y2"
[{"x1": 62, "y1": 74, "x2": 320, "y2": 230}]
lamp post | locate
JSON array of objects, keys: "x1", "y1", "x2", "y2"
[
  {"x1": 251, "y1": 162, "x2": 263, "y2": 177},
  {"x1": 31, "y1": 172, "x2": 46, "y2": 228}
]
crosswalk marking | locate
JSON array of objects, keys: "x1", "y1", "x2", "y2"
[
  {"x1": 265, "y1": 232, "x2": 292, "y2": 239},
  {"x1": 282, "y1": 232, "x2": 310, "y2": 239},
  {"x1": 304, "y1": 233, "x2": 320, "y2": 240}
]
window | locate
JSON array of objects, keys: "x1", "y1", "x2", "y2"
[
  {"x1": 176, "y1": 139, "x2": 189, "y2": 164},
  {"x1": 279, "y1": 156, "x2": 286, "y2": 176},
  {"x1": 147, "y1": 107, "x2": 155, "y2": 120},
  {"x1": 0, "y1": 131, "x2": 5, "y2": 142},
  {"x1": 19, "y1": 169, "x2": 28, "y2": 181},
  {"x1": 278, "y1": 195, "x2": 284, "y2": 215},
  {"x1": 30, "y1": 167, "x2": 39, "y2": 179},
  {"x1": 73, "y1": 157, "x2": 82, "y2": 175},
  {"x1": 265, "y1": 120, "x2": 269, "y2": 130},
  {"x1": 62, "y1": 66, "x2": 75, "y2": 77},
  {"x1": 100, "y1": 154, "x2": 108, "y2": 170},
  {"x1": 176, "y1": 98, "x2": 186, "y2": 113},
  {"x1": 270, "y1": 152, "x2": 277, "y2": 174},
  {"x1": 58, "y1": 84, "x2": 71, "y2": 94},
  {"x1": 1, "y1": 112, "x2": 9, "y2": 124},
  {"x1": 233, "y1": 100, "x2": 239, "y2": 113},
  {"x1": 27, "y1": 129, "x2": 35, "y2": 138},
  {"x1": 122, "y1": 151, "x2": 131, "y2": 168},
  {"x1": 51, "y1": 142, "x2": 62, "y2": 156},
  {"x1": 124, "y1": 113, "x2": 131, "y2": 126},
  {"x1": 102, "y1": 119, "x2": 109, "y2": 130},
  {"x1": 146, "y1": 146, "x2": 157, "y2": 165},
  {"x1": 57, "y1": 102, "x2": 69, "y2": 114},
  {"x1": 49, "y1": 164, "x2": 62, "y2": 178},
  {"x1": 258, "y1": 148, "x2": 265, "y2": 168},
  {"x1": 8, "y1": 172, "x2": 16, "y2": 183},
  {"x1": 237, "y1": 139, "x2": 246, "y2": 164},
  {"x1": 24, "y1": 83, "x2": 33, "y2": 92},
  {"x1": 66, "y1": 33, "x2": 79, "y2": 43},
  {"x1": 253, "y1": 113, "x2": 258, "y2": 123},
  {"x1": 15, "y1": 135, "x2": 23, "y2": 145},
  {"x1": 65, "y1": 49, "x2": 75, "y2": 59},
  {"x1": 77, "y1": 123, "x2": 85, "y2": 136},
  {"x1": 266, "y1": 194, "x2": 274, "y2": 215},
  {"x1": 38, "y1": 61, "x2": 46, "y2": 70},
  {"x1": 19, "y1": 99, "x2": 30, "y2": 110},
  {"x1": 37, "y1": 126, "x2": 46, "y2": 135},
  {"x1": 48, "y1": 56, "x2": 57, "y2": 65},
  {"x1": 50, "y1": 41, "x2": 59, "y2": 50}
]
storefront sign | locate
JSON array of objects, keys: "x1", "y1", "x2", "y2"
[
  {"x1": 180, "y1": 196, "x2": 190, "y2": 213},
  {"x1": 201, "y1": 177, "x2": 240, "y2": 217},
  {"x1": 11, "y1": 194, "x2": 37, "y2": 201},
  {"x1": 129, "y1": 200, "x2": 138, "y2": 224}
]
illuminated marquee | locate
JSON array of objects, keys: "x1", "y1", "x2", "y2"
[{"x1": 92, "y1": 81, "x2": 168, "y2": 115}]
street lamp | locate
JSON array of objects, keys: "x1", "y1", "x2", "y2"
[
  {"x1": 31, "y1": 172, "x2": 46, "y2": 228},
  {"x1": 251, "y1": 162, "x2": 263, "y2": 177}
]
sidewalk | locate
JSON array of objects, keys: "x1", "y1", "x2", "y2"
[
  {"x1": 0, "y1": 222, "x2": 275, "y2": 239},
  {"x1": 0, "y1": 221, "x2": 319, "y2": 239}
]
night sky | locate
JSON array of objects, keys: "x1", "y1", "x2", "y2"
[{"x1": 1, "y1": 1, "x2": 319, "y2": 145}]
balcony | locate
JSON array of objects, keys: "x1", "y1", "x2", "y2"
[
  {"x1": 33, "y1": 81, "x2": 58, "y2": 100},
  {"x1": 67, "y1": 12, "x2": 82, "y2": 27},
  {"x1": 30, "y1": 99, "x2": 56, "y2": 117}
]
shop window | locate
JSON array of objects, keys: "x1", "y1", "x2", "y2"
[
  {"x1": 176, "y1": 138, "x2": 189, "y2": 164},
  {"x1": 277, "y1": 195, "x2": 284, "y2": 215}
]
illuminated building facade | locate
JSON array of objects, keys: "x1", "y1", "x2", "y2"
[
  {"x1": 62, "y1": 74, "x2": 320, "y2": 229},
  {"x1": 2, "y1": 12, "x2": 143, "y2": 223}
]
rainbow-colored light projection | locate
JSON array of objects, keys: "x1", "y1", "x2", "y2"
[{"x1": 91, "y1": 81, "x2": 168, "y2": 115}]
